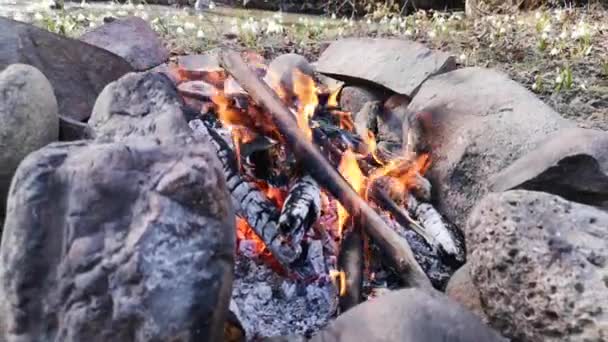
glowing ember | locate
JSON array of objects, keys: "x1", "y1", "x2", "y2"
[
  {"x1": 329, "y1": 269, "x2": 346, "y2": 296},
  {"x1": 337, "y1": 149, "x2": 366, "y2": 236},
  {"x1": 292, "y1": 69, "x2": 318, "y2": 140},
  {"x1": 236, "y1": 217, "x2": 269, "y2": 256},
  {"x1": 256, "y1": 180, "x2": 287, "y2": 208}
]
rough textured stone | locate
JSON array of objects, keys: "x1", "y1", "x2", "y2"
[
  {"x1": 0, "y1": 17, "x2": 133, "y2": 121},
  {"x1": 316, "y1": 38, "x2": 456, "y2": 96},
  {"x1": 264, "y1": 53, "x2": 315, "y2": 97},
  {"x1": 89, "y1": 71, "x2": 190, "y2": 141},
  {"x1": 339, "y1": 85, "x2": 388, "y2": 116},
  {"x1": 309, "y1": 288, "x2": 506, "y2": 342},
  {"x1": 0, "y1": 135, "x2": 235, "y2": 342},
  {"x1": 405, "y1": 67, "x2": 573, "y2": 228},
  {"x1": 467, "y1": 190, "x2": 608, "y2": 341},
  {"x1": 445, "y1": 263, "x2": 488, "y2": 323},
  {"x1": 80, "y1": 16, "x2": 169, "y2": 71},
  {"x1": 0, "y1": 64, "x2": 58, "y2": 221},
  {"x1": 491, "y1": 127, "x2": 608, "y2": 208}
]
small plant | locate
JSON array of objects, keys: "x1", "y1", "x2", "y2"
[
  {"x1": 554, "y1": 66, "x2": 573, "y2": 92},
  {"x1": 532, "y1": 75, "x2": 544, "y2": 93}
]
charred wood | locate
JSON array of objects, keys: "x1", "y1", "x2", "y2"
[
  {"x1": 189, "y1": 119, "x2": 301, "y2": 266},
  {"x1": 406, "y1": 195, "x2": 465, "y2": 264},
  {"x1": 220, "y1": 50, "x2": 431, "y2": 288},
  {"x1": 278, "y1": 175, "x2": 321, "y2": 250},
  {"x1": 370, "y1": 187, "x2": 439, "y2": 252},
  {"x1": 338, "y1": 222, "x2": 364, "y2": 313}
]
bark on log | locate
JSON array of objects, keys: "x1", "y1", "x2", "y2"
[
  {"x1": 220, "y1": 50, "x2": 430, "y2": 288},
  {"x1": 190, "y1": 119, "x2": 302, "y2": 265}
]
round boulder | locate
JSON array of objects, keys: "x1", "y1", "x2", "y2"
[
  {"x1": 0, "y1": 64, "x2": 58, "y2": 218},
  {"x1": 467, "y1": 190, "x2": 608, "y2": 341}
]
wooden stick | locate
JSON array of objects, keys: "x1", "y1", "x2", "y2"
[
  {"x1": 220, "y1": 50, "x2": 430, "y2": 288},
  {"x1": 338, "y1": 221, "x2": 364, "y2": 312}
]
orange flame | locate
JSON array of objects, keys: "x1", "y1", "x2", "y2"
[
  {"x1": 363, "y1": 131, "x2": 383, "y2": 165},
  {"x1": 365, "y1": 153, "x2": 431, "y2": 200},
  {"x1": 327, "y1": 88, "x2": 340, "y2": 107},
  {"x1": 292, "y1": 69, "x2": 318, "y2": 140},
  {"x1": 337, "y1": 149, "x2": 366, "y2": 236},
  {"x1": 256, "y1": 180, "x2": 287, "y2": 208},
  {"x1": 329, "y1": 269, "x2": 347, "y2": 296},
  {"x1": 236, "y1": 217, "x2": 269, "y2": 256}
]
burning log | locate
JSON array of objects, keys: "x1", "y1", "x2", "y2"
[
  {"x1": 219, "y1": 50, "x2": 431, "y2": 288},
  {"x1": 337, "y1": 222, "x2": 364, "y2": 313},
  {"x1": 190, "y1": 119, "x2": 301, "y2": 266},
  {"x1": 370, "y1": 187, "x2": 438, "y2": 251},
  {"x1": 406, "y1": 195, "x2": 465, "y2": 263},
  {"x1": 278, "y1": 175, "x2": 321, "y2": 250}
]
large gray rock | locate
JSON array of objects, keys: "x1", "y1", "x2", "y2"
[
  {"x1": 491, "y1": 127, "x2": 608, "y2": 208},
  {"x1": 0, "y1": 135, "x2": 235, "y2": 341},
  {"x1": 0, "y1": 64, "x2": 58, "y2": 221},
  {"x1": 80, "y1": 16, "x2": 170, "y2": 71},
  {"x1": 467, "y1": 190, "x2": 608, "y2": 341},
  {"x1": 89, "y1": 71, "x2": 190, "y2": 141},
  {"x1": 264, "y1": 53, "x2": 315, "y2": 99},
  {"x1": 316, "y1": 38, "x2": 456, "y2": 97},
  {"x1": 309, "y1": 288, "x2": 506, "y2": 342},
  {"x1": 445, "y1": 263, "x2": 488, "y2": 323},
  {"x1": 0, "y1": 17, "x2": 133, "y2": 121},
  {"x1": 405, "y1": 67, "x2": 573, "y2": 228}
]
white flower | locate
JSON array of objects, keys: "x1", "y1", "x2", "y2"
[
  {"x1": 366, "y1": 18, "x2": 372, "y2": 25},
  {"x1": 89, "y1": 21, "x2": 96, "y2": 28},
  {"x1": 554, "y1": 9, "x2": 563, "y2": 22},
  {"x1": 580, "y1": 82, "x2": 587, "y2": 90},
  {"x1": 555, "y1": 74, "x2": 563, "y2": 84},
  {"x1": 331, "y1": 13, "x2": 336, "y2": 20},
  {"x1": 184, "y1": 22, "x2": 196, "y2": 30},
  {"x1": 532, "y1": 83, "x2": 538, "y2": 90},
  {"x1": 404, "y1": 29, "x2": 413, "y2": 36},
  {"x1": 459, "y1": 53, "x2": 466, "y2": 61},
  {"x1": 535, "y1": 11, "x2": 542, "y2": 19},
  {"x1": 550, "y1": 47, "x2": 559, "y2": 55},
  {"x1": 209, "y1": 1, "x2": 216, "y2": 9},
  {"x1": 12, "y1": 13, "x2": 26, "y2": 22},
  {"x1": 196, "y1": 29, "x2": 205, "y2": 38},
  {"x1": 266, "y1": 20, "x2": 283, "y2": 34},
  {"x1": 428, "y1": 30, "x2": 436, "y2": 38},
  {"x1": 541, "y1": 32, "x2": 548, "y2": 40},
  {"x1": 76, "y1": 13, "x2": 86, "y2": 22},
  {"x1": 34, "y1": 12, "x2": 44, "y2": 21},
  {"x1": 499, "y1": 27, "x2": 506, "y2": 34},
  {"x1": 176, "y1": 27, "x2": 185, "y2": 35}
]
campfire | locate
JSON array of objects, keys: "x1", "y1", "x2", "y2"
[{"x1": 175, "y1": 50, "x2": 465, "y2": 338}]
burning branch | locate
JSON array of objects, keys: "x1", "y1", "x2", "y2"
[{"x1": 219, "y1": 49, "x2": 431, "y2": 288}]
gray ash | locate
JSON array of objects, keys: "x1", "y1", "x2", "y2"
[{"x1": 231, "y1": 247, "x2": 337, "y2": 341}]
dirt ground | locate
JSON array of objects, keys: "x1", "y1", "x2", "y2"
[{"x1": 4, "y1": 1, "x2": 608, "y2": 129}]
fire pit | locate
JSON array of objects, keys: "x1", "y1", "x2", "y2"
[{"x1": 176, "y1": 49, "x2": 465, "y2": 339}]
